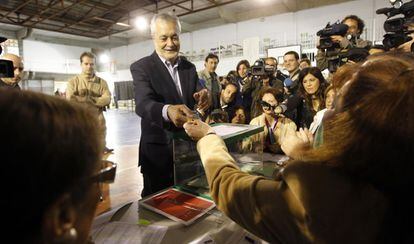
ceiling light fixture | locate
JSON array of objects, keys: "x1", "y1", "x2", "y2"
[
  {"x1": 116, "y1": 22, "x2": 131, "y2": 27},
  {"x1": 99, "y1": 53, "x2": 110, "y2": 64},
  {"x1": 134, "y1": 17, "x2": 148, "y2": 31}
]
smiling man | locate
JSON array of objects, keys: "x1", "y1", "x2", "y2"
[{"x1": 130, "y1": 13, "x2": 209, "y2": 197}]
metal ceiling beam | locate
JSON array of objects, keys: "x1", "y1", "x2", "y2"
[
  {"x1": 28, "y1": 33, "x2": 129, "y2": 48},
  {"x1": 177, "y1": 0, "x2": 243, "y2": 17},
  {"x1": 57, "y1": 0, "x2": 131, "y2": 31},
  {"x1": 80, "y1": 0, "x2": 128, "y2": 12},
  {"x1": 20, "y1": 0, "x2": 60, "y2": 25},
  {"x1": 163, "y1": 0, "x2": 192, "y2": 12},
  {"x1": 114, "y1": 0, "x2": 193, "y2": 26},
  {"x1": 55, "y1": 4, "x2": 95, "y2": 31},
  {"x1": 205, "y1": 0, "x2": 218, "y2": 5},
  {"x1": 27, "y1": 0, "x2": 89, "y2": 27},
  {"x1": 0, "y1": 16, "x2": 107, "y2": 37},
  {"x1": 0, "y1": 0, "x2": 33, "y2": 21}
]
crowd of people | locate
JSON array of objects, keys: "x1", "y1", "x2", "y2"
[{"x1": 1, "y1": 9, "x2": 414, "y2": 243}]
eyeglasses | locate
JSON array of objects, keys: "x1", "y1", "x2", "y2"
[
  {"x1": 14, "y1": 67, "x2": 24, "y2": 72},
  {"x1": 90, "y1": 160, "x2": 116, "y2": 202},
  {"x1": 260, "y1": 100, "x2": 277, "y2": 111},
  {"x1": 89, "y1": 160, "x2": 117, "y2": 184}
]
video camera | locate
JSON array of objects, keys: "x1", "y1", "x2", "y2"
[
  {"x1": 248, "y1": 59, "x2": 275, "y2": 77},
  {"x1": 317, "y1": 22, "x2": 349, "y2": 49},
  {"x1": 0, "y1": 37, "x2": 14, "y2": 78},
  {"x1": 327, "y1": 47, "x2": 370, "y2": 73},
  {"x1": 376, "y1": 0, "x2": 414, "y2": 50}
]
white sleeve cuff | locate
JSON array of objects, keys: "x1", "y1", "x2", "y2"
[{"x1": 162, "y1": 104, "x2": 171, "y2": 122}]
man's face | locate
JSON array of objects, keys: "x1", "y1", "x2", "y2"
[
  {"x1": 344, "y1": 18, "x2": 360, "y2": 36},
  {"x1": 205, "y1": 58, "x2": 218, "y2": 73},
  {"x1": 299, "y1": 61, "x2": 310, "y2": 70},
  {"x1": 153, "y1": 19, "x2": 180, "y2": 62},
  {"x1": 81, "y1": 56, "x2": 95, "y2": 74},
  {"x1": 221, "y1": 84, "x2": 237, "y2": 104},
  {"x1": 1, "y1": 54, "x2": 23, "y2": 85},
  {"x1": 265, "y1": 58, "x2": 277, "y2": 72},
  {"x1": 283, "y1": 54, "x2": 299, "y2": 73}
]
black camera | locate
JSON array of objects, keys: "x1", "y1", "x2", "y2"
[
  {"x1": 317, "y1": 22, "x2": 349, "y2": 49},
  {"x1": 248, "y1": 59, "x2": 275, "y2": 77},
  {"x1": 0, "y1": 37, "x2": 14, "y2": 78},
  {"x1": 327, "y1": 47, "x2": 370, "y2": 73},
  {"x1": 376, "y1": 0, "x2": 414, "y2": 50}
]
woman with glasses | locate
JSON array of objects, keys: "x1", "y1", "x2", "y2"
[
  {"x1": 0, "y1": 90, "x2": 116, "y2": 243},
  {"x1": 242, "y1": 87, "x2": 296, "y2": 154}
]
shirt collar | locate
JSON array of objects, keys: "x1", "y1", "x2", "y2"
[{"x1": 157, "y1": 53, "x2": 180, "y2": 68}]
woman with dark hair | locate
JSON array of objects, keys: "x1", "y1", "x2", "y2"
[
  {"x1": 183, "y1": 53, "x2": 414, "y2": 243},
  {"x1": 0, "y1": 90, "x2": 116, "y2": 243},
  {"x1": 236, "y1": 60, "x2": 250, "y2": 80},
  {"x1": 285, "y1": 67, "x2": 328, "y2": 128},
  {"x1": 242, "y1": 87, "x2": 296, "y2": 154},
  {"x1": 230, "y1": 105, "x2": 249, "y2": 124}
]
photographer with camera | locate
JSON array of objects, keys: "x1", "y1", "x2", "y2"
[
  {"x1": 0, "y1": 53, "x2": 24, "y2": 90},
  {"x1": 377, "y1": 0, "x2": 414, "y2": 53},
  {"x1": 316, "y1": 15, "x2": 371, "y2": 72},
  {"x1": 265, "y1": 57, "x2": 287, "y2": 87},
  {"x1": 242, "y1": 58, "x2": 285, "y2": 118}
]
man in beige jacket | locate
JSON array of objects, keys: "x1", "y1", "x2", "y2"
[{"x1": 66, "y1": 52, "x2": 112, "y2": 154}]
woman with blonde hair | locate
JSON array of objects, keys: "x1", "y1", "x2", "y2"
[{"x1": 184, "y1": 53, "x2": 414, "y2": 243}]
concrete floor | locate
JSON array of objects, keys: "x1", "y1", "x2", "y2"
[{"x1": 103, "y1": 109, "x2": 143, "y2": 208}]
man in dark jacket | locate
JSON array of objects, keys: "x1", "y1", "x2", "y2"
[{"x1": 130, "y1": 13, "x2": 209, "y2": 197}]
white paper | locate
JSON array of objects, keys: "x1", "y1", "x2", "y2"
[
  {"x1": 212, "y1": 125, "x2": 247, "y2": 137},
  {"x1": 92, "y1": 221, "x2": 168, "y2": 244}
]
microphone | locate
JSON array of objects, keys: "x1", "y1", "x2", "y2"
[{"x1": 284, "y1": 78, "x2": 293, "y2": 88}]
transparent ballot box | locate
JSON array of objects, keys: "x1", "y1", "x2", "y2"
[{"x1": 172, "y1": 123, "x2": 266, "y2": 198}]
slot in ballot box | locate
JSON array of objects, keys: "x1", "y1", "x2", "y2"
[{"x1": 172, "y1": 123, "x2": 267, "y2": 199}]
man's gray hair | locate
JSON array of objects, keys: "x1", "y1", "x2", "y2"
[{"x1": 150, "y1": 13, "x2": 182, "y2": 36}]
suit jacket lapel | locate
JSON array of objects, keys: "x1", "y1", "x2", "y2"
[
  {"x1": 178, "y1": 63, "x2": 190, "y2": 106},
  {"x1": 151, "y1": 52, "x2": 182, "y2": 103}
]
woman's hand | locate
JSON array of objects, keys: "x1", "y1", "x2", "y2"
[
  {"x1": 183, "y1": 119, "x2": 215, "y2": 141},
  {"x1": 281, "y1": 127, "x2": 313, "y2": 159}
]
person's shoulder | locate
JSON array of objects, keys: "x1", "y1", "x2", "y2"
[
  {"x1": 179, "y1": 57, "x2": 196, "y2": 69},
  {"x1": 249, "y1": 115, "x2": 262, "y2": 125},
  {"x1": 96, "y1": 75, "x2": 108, "y2": 84},
  {"x1": 282, "y1": 160, "x2": 331, "y2": 180},
  {"x1": 68, "y1": 74, "x2": 80, "y2": 83},
  {"x1": 130, "y1": 54, "x2": 154, "y2": 70}
]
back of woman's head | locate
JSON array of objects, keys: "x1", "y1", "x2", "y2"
[
  {"x1": 330, "y1": 63, "x2": 360, "y2": 91},
  {"x1": 317, "y1": 54, "x2": 414, "y2": 188},
  {"x1": 339, "y1": 54, "x2": 414, "y2": 188},
  {"x1": 309, "y1": 53, "x2": 414, "y2": 242},
  {"x1": 0, "y1": 90, "x2": 102, "y2": 241}
]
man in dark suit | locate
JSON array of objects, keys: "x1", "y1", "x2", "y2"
[{"x1": 130, "y1": 13, "x2": 209, "y2": 197}]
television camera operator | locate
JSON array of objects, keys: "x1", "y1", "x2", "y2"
[
  {"x1": 376, "y1": 0, "x2": 414, "y2": 53},
  {"x1": 0, "y1": 37, "x2": 23, "y2": 90},
  {"x1": 316, "y1": 15, "x2": 371, "y2": 72},
  {"x1": 242, "y1": 59, "x2": 284, "y2": 118}
]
